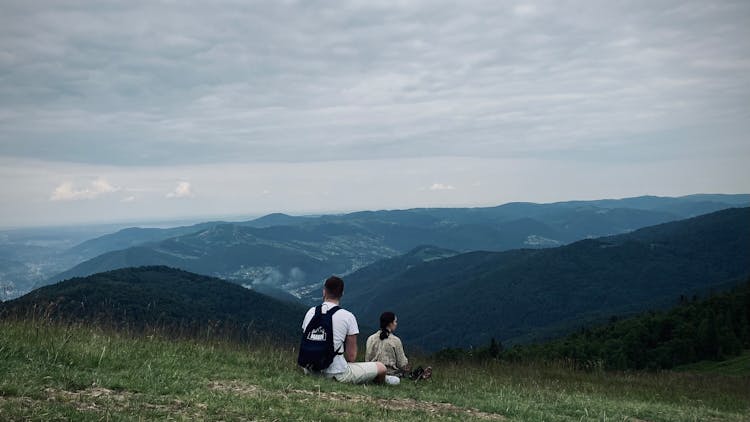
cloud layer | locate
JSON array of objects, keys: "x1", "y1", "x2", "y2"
[
  {"x1": 1, "y1": 1, "x2": 748, "y2": 166},
  {"x1": 0, "y1": 1, "x2": 748, "y2": 227}
]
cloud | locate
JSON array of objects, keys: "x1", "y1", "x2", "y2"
[
  {"x1": 50, "y1": 178, "x2": 118, "y2": 201},
  {"x1": 166, "y1": 181, "x2": 194, "y2": 199},
  {"x1": 429, "y1": 183, "x2": 456, "y2": 191},
  {"x1": 288, "y1": 267, "x2": 306, "y2": 285},
  {"x1": 513, "y1": 4, "x2": 538, "y2": 17},
  {"x1": 120, "y1": 195, "x2": 136, "y2": 203}
]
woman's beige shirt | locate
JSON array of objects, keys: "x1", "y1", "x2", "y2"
[{"x1": 365, "y1": 330, "x2": 409, "y2": 375}]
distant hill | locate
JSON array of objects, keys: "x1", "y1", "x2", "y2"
[
  {"x1": 64, "y1": 193, "x2": 750, "y2": 256},
  {"x1": 336, "y1": 245, "x2": 459, "y2": 306},
  {"x1": 580, "y1": 194, "x2": 750, "y2": 213},
  {"x1": 65, "y1": 222, "x2": 221, "y2": 262},
  {"x1": 241, "y1": 213, "x2": 313, "y2": 228},
  {"x1": 44, "y1": 223, "x2": 400, "y2": 293},
  {"x1": 0, "y1": 266, "x2": 306, "y2": 343},
  {"x1": 343, "y1": 207, "x2": 750, "y2": 351}
]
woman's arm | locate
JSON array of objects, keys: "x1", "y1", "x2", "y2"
[
  {"x1": 393, "y1": 338, "x2": 409, "y2": 370},
  {"x1": 365, "y1": 335, "x2": 375, "y2": 361}
]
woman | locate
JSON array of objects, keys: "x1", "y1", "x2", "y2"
[
  {"x1": 366, "y1": 312, "x2": 410, "y2": 377},
  {"x1": 366, "y1": 312, "x2": 432, "y2": 381}
]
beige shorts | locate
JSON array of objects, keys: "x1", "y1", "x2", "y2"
[{"x1": 331, "y1": 362, "x2": 379, "y2": 384}]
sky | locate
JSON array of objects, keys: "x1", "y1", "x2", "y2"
[{"x1": 1, "y1": 0, "x2": 749, "y2": 228}]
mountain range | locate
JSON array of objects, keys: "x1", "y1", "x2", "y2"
[
  {"x1": 30, "y1": 194, "x2": 749, "y2": 301},
  {"x1": 342, "y1": 207, "x2": 750, "y2": 351},
  {"x1": 3, "y1": 206, "x2": 748, "y2": 355}
]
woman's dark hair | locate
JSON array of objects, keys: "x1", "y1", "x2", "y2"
[{"x1": 379, "y1": 311, "x2": 396, "y2": 340}]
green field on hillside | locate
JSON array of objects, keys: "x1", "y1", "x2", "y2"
[
  {"x1": 1, "y1": 320, "x2": 748, "y2": 421},
  {"x1": 675, "y1": 351, "x2": 750, "y2": 377}
]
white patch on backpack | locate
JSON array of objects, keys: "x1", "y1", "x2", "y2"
[{"x1": 307, "y1": 326, "x2": 327, "y2": 341}]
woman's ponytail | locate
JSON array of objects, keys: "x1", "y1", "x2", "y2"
[{"x1": 379, "y1": 311, "x2": 396, "y2": 340}]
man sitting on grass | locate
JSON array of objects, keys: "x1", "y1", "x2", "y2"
[{"x1": 300, "y1": 276, "x2": 391, "y2": 384}]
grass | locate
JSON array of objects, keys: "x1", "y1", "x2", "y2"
[
  {"x1": 1, "y1": 320, "x2": 749, "y2": 421},
  {"x1": 675, "y1": 351, "x2": 750, "y2": 377}
]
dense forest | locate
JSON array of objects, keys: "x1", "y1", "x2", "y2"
[{"x1": 440, "y1": 278, "x2": 750, "y2": 370}]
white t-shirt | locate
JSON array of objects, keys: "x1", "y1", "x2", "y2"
[{"x1": 301, "y1": 301, "x2": 359, "y2": 375}]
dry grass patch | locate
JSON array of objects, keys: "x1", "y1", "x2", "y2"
[
  {"x1": 209, "y1": 379, "x2": 506, "y2": 420},
  {"x1": 42, "y1": 386, "x2": 208, "y2": 418}
]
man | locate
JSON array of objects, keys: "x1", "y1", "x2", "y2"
[{"x1": 301, "y1": 276, "x2": 387, "y2": 384}]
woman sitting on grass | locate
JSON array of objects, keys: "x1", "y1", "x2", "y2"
[{"x1": 366, "y1": 312, "x2": 431, "y2": 383}]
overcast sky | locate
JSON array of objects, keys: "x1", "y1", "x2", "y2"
[{"x1": 1, "y1": 0, "x2": 749, "y2": 228}]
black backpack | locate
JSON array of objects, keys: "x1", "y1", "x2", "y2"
[{"x1": 298, "y1": 305, "x2": 343, "y2": 371}]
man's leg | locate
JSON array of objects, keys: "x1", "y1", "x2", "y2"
[
  {"x1": 374, "y1": 362, "x2": 386, "y2": 383},
  {"x1": 335, "y1": 362, "x2": 385, "y2": 384}
]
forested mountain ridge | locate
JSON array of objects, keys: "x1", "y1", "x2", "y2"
[
  {"x1": 343, "y1": 207, "x2": 750, "y2": 351},
  {"x1": 0, "y1": 266, "x2": 306, "y2": 342}
]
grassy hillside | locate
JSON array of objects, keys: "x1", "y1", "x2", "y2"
[
  {"x1": 1, "y1": 320, "x2": 748, "y2": 421},
  {"x1": 676, "y1": 351, "x2": 750, "y2": 377}
]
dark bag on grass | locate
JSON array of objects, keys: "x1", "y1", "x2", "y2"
[{"x1": 298, "y1": 305, "x2": 342, "y2": 371}]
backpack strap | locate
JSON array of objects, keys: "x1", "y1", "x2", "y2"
[
  {"x1": 325, "y1": 306, "x2": 343, "y2": 355},
  {"x1": 303, "y1": 305, "x2": 324, "y2": 335}
]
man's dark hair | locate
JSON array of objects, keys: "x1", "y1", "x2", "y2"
[{"x1": 324, "y1": 276, "x2": 344, "y2": 299}]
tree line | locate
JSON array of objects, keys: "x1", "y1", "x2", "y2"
[{"x1": 435, "y1": 278, "x2": 750, "y2": 371}]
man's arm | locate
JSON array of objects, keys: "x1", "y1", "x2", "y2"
[{"x1": 344, "y1": 334, "x2": 358, "y2": 362}]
